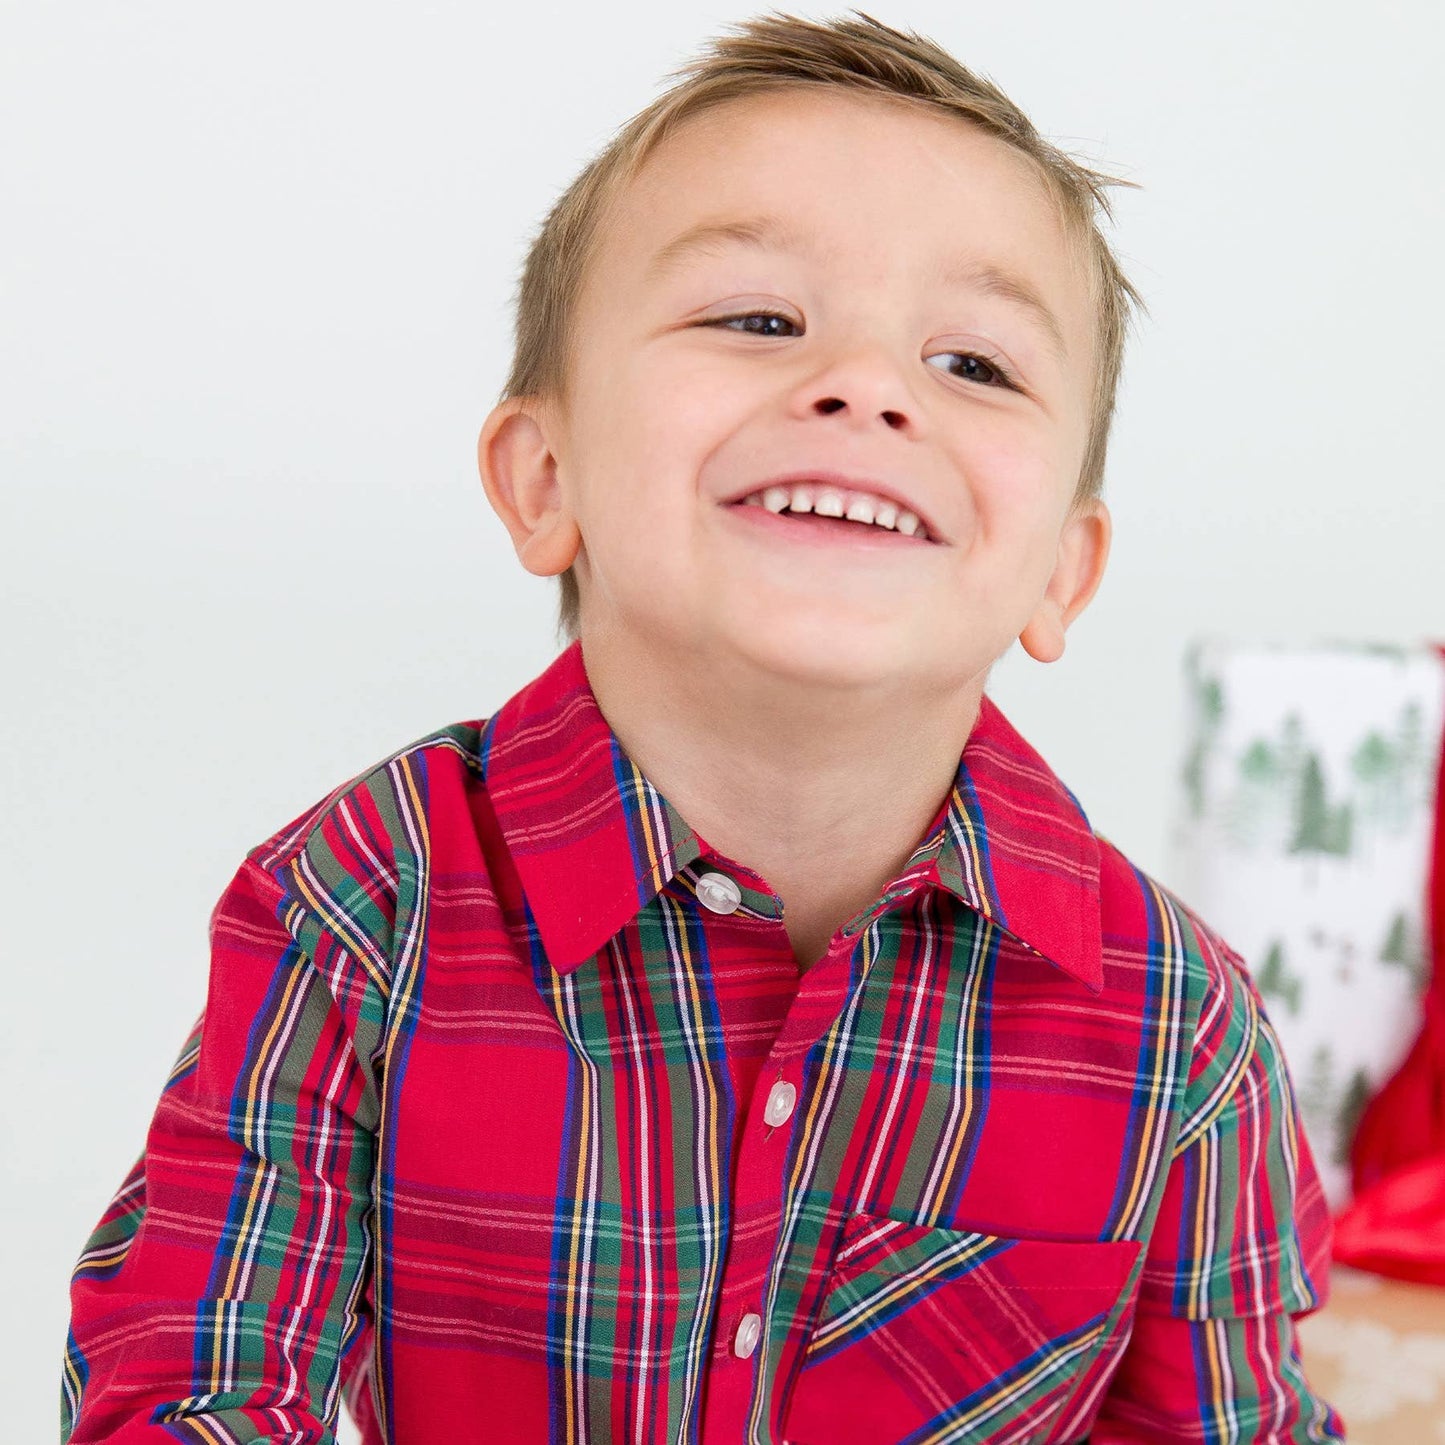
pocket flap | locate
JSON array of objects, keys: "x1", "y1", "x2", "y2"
[{"x1": 783, "y1": 1213, "x2": 1139, "y2": 1445}]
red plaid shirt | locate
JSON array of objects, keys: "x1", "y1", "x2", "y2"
[{"x1": 63, "y1": 640, "x2": 1343, "y2": 1443}]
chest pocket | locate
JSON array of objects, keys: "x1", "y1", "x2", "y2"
[{"x1": 781, "y1": 1212, "x2": 1140, "y2": 1445}]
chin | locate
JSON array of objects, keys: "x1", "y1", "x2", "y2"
[{"x1": 725, "y1": 621, "x2": 923, "y2": 688}]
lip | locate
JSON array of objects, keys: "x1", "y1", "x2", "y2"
[{"x1": 720, "y1": 469, "x2": 945, "y2": 545}]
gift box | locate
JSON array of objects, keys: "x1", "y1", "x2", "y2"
[{"x1": 1168, "y1": 641, "x2": 1445, "y2": 1236}]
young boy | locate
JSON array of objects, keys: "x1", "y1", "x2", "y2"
[{"x1": 62, "y1": 11, "x2": 1344, "y2": 1443}]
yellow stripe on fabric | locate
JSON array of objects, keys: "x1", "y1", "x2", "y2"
[
  {"x1": 217, "y1": 966, "x2": 306, "y2": 1305},
  {"x1": 60, "y1": 1354, "x2": 83, "y2": 1421},
  {"x1": 564, "y1": 1041, "x2": 587, "y2": 1442},
  {"x1": 659, "y1": 890, "x2": 726, "y2": 1431},
  {"x1": 177, "y1": 1413, "x2": 234, "y2": 1445},
  {"x1": 915, "y1": 1321, "x2": 1109, "y2": 1445},
  {"x1": 808, "y1": 1234, "x2": 997, "y2": 1353},
  {"x1": 747, "y1": 922, "x2": 880, "y2": 1445},
  {"x1": 665, "y1": 890, "x2": 724, "y2": 1264},
  {"x1": 165, "y1": 1033, "x2": 202, "y2": 1086},
  {"x1": 952, "y1": 802, "x2": 991, "y2": 911},
  {"x1": 1176, "y1": 974, "x2": 1259, "y2": 1160},
  {"x1": 1187, "y1": 1126, "x2": 1223, "y2": 1319},
  {"x1": 281, "y1": 866, "x2": 391, "y2": 1001},
  {"x1": 918, "y1": 913, "x2": 990, "y2": 1222},
  {"x1": 627, "y1": 759, "x2": 674, "y2": 898},
  {"x1": 1273, "y1": 1032, "x2": 1314, "y2": 1307},
  {"x1": 546, "y1": 965, "x2": 599, "y2": 1445},
  {"x1": 75, "y1": 1239, "x2": 134, "y2": 1271},
  {"x1": 1200, "y1": 1316, "x2": 1234, "y2": 1440},
  {"x1": 369, "y1": 753, "x2": 433, "y2": 1440},
  {"x1": 1111, "y1": 878, "x2": 1186, "y2": 1238}
]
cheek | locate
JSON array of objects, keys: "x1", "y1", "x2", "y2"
[
  {"x1": 959, "y1": 429, "x2": 1061, "y2": 532},
  {"x1": 647, "y1": 348, "x2": 763, "y2": 438},
  {"x1": 596, "y1": 350, "x2": 744, "y2": 460}
]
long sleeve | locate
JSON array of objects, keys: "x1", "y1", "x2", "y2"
[
  {"x1": 61, "y1": 856, "x2": 380, "y2": 1443},
  {"x1": 1092, "y1": 945, "x2": 1345, "y2": 1442}
]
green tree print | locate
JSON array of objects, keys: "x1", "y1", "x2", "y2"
[
  {"x1": 1228, "y1": 736, "x2": 1286, "y2": 848},
  {"x1": 1333, "y1": 1068, "x2": 1371, "y2": 1167},
  {"x1": 1381, "y1": 911, "x2": 1412, "y2": 964},
  {"x1": 1289, "y1": 753, "x2": 1354, "y2": 858},
  {"x1": 1299, "y1": 1042, "x2": 1335, "y2": 1124},
  {"x1": 1350, "y1": 709, "x2": 1425, "y2": 832},
  {"x1": 1397, "y1": 700, "x2": 1426, "y2": 803},
  {"x1": 1255, "y1": 939, "x2": 1302, "y2": 1017},
  {"x1": 1182, "y1": 657, "x2": 1226, "y2": 820},
  {"x1": 1240, "y1": 739, "x2": 1280, "y2": 784},
  {"x1": 1379, "y1": 910, "x2": 1427, "y2": 990}
]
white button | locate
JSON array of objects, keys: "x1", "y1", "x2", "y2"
[
  {"x1": 696, "y1": 871, "x2": 742, "y2": 914},
  {"x1": 764, "y1": 1080, "x2": 797, "y2": 1128},
  {"x1": 733, "y1": 1311, "x2": 762, "y2": 1359}
]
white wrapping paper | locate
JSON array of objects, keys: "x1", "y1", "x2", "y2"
[{"x1": 1168, "y1": 641, "x2": 1445, "y2": 1208}]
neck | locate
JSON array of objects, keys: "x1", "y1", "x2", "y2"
[{"x1": 578, "y1": 626, "x2": 986, "y2": 960}]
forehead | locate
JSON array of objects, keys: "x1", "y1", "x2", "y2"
[{"x1": 586, "y1": 86, "x2": 1093, "y2": 355}]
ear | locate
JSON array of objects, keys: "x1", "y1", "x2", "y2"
[
  {"x1": 476, "y1": 396, "x2": 582, "y2": 578},
  {"x1": 1018, "y1": 497, "x2": 1112, "y2": 664}
]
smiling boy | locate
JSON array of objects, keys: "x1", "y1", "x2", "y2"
[{"x1": 63, "y1": 11, "x2": 1342, "y2": 1444}]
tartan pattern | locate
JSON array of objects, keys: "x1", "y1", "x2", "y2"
[{"x1": 62, "y1": 640, "x2": 1343, "y2": 1443}]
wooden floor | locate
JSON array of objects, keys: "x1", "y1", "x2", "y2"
[{"x1": 1297, "y1": 1267, "x2": 1445, "y2": 1442}]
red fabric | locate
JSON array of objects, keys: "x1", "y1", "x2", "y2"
[
  {"x1": 1333, "y1": 1156, "x2": 1445, "y2": 1286},
  {"x1": 782, "y1": 1224, "x2": 1140, "y2": 1444},
  {"x1": 61, "y1": 641, "x2": 1341, "y2": 1441},
  {"x1": 1337, "y1": 641, "x2": 1445, "y2": 1282}
]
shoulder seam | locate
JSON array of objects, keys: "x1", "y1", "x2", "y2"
[
  {"x1": 237, "y1": 723, "x2": 487, "y2": 1000},
  {"x1": 1173, "y1": 952, "x2": 1262, "y2": 1156},
  {"x1": 245, "y1": 721, "x2": 485, "y2": 874}
]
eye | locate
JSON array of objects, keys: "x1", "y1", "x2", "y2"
[
  {"x1": 703, "y1": 314, "x2": 1017, "y2": 391},
  {"x1": 705, "y1": 310, "x2": 801, "y2": 338},
  {"x1": 926, "y1": 351, "x2": 1016, "y2": 389}
]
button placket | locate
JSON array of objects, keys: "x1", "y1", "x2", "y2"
[{"x1": 699, "y1": 893, "x2": 843, "y2": 1440}]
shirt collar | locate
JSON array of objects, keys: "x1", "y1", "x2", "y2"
[{"x1": 478, "y1": 641, "x2": 1102, "y2": 993}]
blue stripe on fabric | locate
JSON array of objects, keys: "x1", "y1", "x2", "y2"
[
  {"x1": 951, "y1": 767, "x2": 1006, "y2": 933},
  {"x1": 896, "y1": 1312, "x2": 1112, "y2": 1445},
  {"x1": 1100, "y1": 859, "x2": 1173, "y2": 1239},
  {"x1": 939, "y1": 917, "x2": 998, "y2": 1224},
  {"x1": 371, "y1": 749, "x2": 433, "y2": 1445},
  {"x1": 613, "y1": 744, "x2": 652, "y2": 916}
]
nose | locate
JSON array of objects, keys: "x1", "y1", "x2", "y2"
[{"x1": 792, "y1": 338, "x2": 918, "y2": 434}]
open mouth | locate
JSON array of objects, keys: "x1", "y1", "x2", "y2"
[
  {"x1": 728, "y1": 491, "x2": 942, "y2": 546},
  {"x1": 725, "y1": 499, "x2": 935, "y2": 547}
]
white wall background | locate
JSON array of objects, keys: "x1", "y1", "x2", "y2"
[{"x1": 4, "y1": 1, "x2": 1442, "y2": 1438}]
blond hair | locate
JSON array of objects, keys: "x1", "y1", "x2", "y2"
[{"x1": 497, "y1": 8, "x2": 1144, "y2": 646}]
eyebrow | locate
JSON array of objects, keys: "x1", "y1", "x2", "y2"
[
  {"x1": 940, "y1": 260, "x2": 1069, "y2": 363},
  {"x1": 645, "y1": 214, "x2": 1069, "y2": 362},
  {"x1": 646, "y1": 215, "x2": 805, "y2": 278}
]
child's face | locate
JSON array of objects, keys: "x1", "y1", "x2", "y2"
[{"x1": 492, "y1": 86, "x2": 1109, "y2": 693}]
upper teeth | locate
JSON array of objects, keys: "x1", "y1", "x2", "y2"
[{"x1": 738, "y1": 483, "x2": 929, "y2": 540}]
